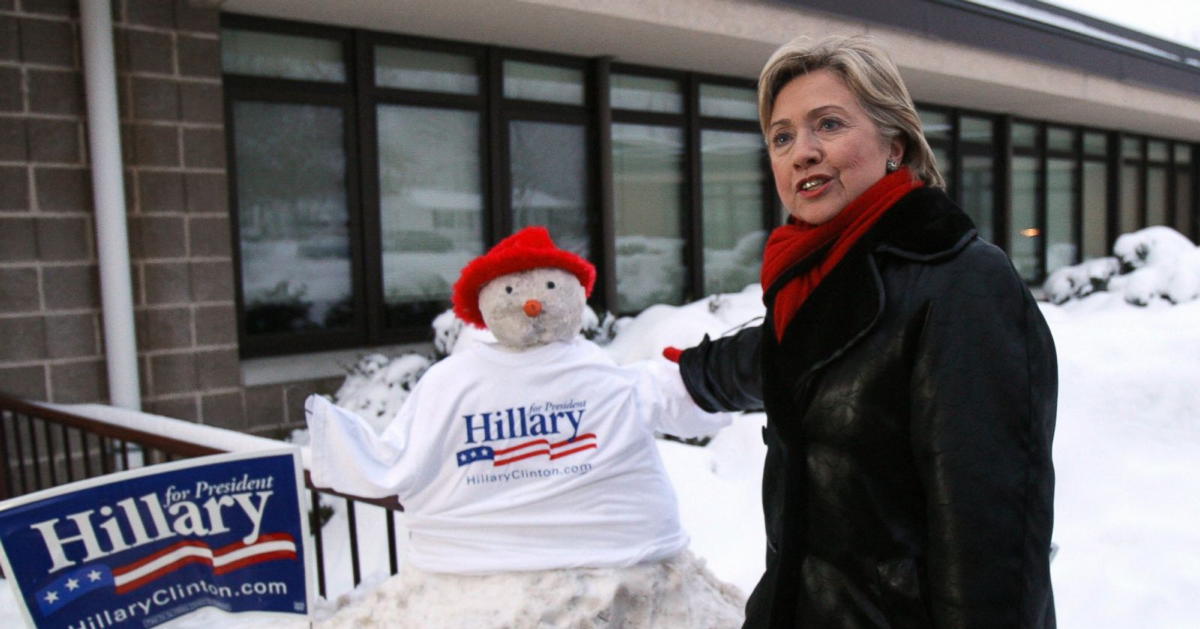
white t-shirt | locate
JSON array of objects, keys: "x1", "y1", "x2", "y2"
[{"x1": 306, "y1": 338, "x2": 730, "y2": 574}]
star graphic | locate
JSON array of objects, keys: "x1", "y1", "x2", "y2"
[
  {"x1": 87, "y1": 570, "x2": 102, "y2": 582},
  {"x1": 65, "y1": 578, "x2": 80, "y2": 591},
  {"x1": 43, "y1": 590, "x2": 59, "y2": 604}
]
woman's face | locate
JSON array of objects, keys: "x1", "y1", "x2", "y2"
[{"x1": 767, "y1": 69, "x2": 902, "y2": 225}]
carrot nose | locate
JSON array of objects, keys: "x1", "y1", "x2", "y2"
[{"x1": 523, "y1": 299, "x2": 543, "y2": 317}]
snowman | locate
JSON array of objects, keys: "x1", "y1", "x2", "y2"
[{"x1": 305, "y1": 226, "x2": 745, "y2": 627}]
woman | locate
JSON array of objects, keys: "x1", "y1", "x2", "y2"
[{"x1": 674, "y1": 36, "x2": 1057, "y2": 628}]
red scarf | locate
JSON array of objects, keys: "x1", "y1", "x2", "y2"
[{"x1": 761, "y1": 168, "x2": 923, "y2": 341}]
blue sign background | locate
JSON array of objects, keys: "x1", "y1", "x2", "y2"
[{"x1": 0, "y1": 450, "x2": 310, "y2": 629}]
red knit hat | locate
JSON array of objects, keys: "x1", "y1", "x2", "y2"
[{"x1": 452, "y1": 226, "x2": 596, "y2": 328}]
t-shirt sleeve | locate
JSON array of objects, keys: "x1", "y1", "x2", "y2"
[
  {"x1": 304, "y1": 389, "x2": 432, "y2": 499},
  {"x1": 632, "y1": 357, "x2": 732, "y2": 438}
]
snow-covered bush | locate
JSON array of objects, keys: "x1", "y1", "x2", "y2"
[
  {"x1": 333, "y1": 353, "x2": 433, "y2": 432},
  {"x1": 1044, "y1": 226, "x2": 1200, "y2": 307},
  {"x1": 1112, "y1": 226, "x2": 1195, "y2": 272},
  {"x1": 1044, "y1": 257, "x2": 1120, "y2": 304}
]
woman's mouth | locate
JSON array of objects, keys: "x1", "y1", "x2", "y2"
[{"x1": 797, "y1": 176, "x2": 832, "y2": 197}]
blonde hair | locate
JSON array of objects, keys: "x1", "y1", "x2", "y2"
[{"x1": 758, "y1": 35, "x2": 945, "y2": 189}]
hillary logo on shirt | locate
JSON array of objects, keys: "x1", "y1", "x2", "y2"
[{"x1": 455, "y1": 399, "x2": 598, "y2": 467}]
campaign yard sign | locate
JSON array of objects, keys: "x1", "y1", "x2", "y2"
[{"x1": 0, "y1": 448, "x2": 313, "y2": 629}]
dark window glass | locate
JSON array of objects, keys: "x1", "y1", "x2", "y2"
[
  {"x1": 503, "y1": 61, "x2": 584, "y2": 105},
  {"x1": 1046, "y1": 157, "x2": 1077, "y2": 273},
  {"x1": 919, "y1": 109, "x2": 951, "y2": 141},
  {"x1": 701, "y1": 130, "x2": 766, "y2": 295},
  {"x1": 612, "y1": 123, "x2": 686, "y2": 311},
  {"x1": 1047, "y1": 127, "x2": 1074, "y2": 153},
  {"x1": 221, "y1": 28, "x2": 345, "y2": 81},
  {"x1": 959, "y1": 116, "x2": 993, "y2": 145},
  {"x1": 1120, "y1": 163, "x2": 1141, "y2": 235},
  {"x1": 1082, "y1": 161, "x2": 1108, "y2": 259},
  {"x1": 961, "y1": 154, "x2": 995, "y2": 242},
  {"x1": 1147, "y1": 140, "x2": 1168, "y2": 162},
  {"x1": 1010, "y1": 155, "x2": 1041, "y2": 281},
  {"x1": 509, "y1": 120, "x2": 590, "y2": 256},
  {"x1": 377, "y1": 104, "x2": 483, "y2": 325},
  {"x1": 1011, "y1": 122, "x2": 1038, "y2": 149},
  {"x1": 1083, "y1": 132, "x2": 1107, "y2": 157},
  {"x1": 611, "y1": 74, "x2": 682, "y2": 113},
  {"x1": 1147, "y1": 165, "x2": 1168, "y2": 227},
  {"x1": 699, "y1": 84, "x2": 757, "y2": 120},
  {"x1": 233, "y1": 101, "x2": 353, "y2": 334},
  {"x1": 374, "y1": 46, "x2": 477, "y2": 94},
  {"x1": 1176, "y1": 168, "x2": 1193, "y2": 238}
]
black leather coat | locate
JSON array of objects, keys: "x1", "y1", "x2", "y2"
[{"x1": 680, "y1": 187, "x2": 1057, "y2": 628}]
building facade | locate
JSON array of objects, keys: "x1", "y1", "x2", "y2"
[{"x1": 1, "y1": 0, "x2": 1198, "y2": 434}]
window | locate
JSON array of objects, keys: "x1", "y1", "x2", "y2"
[
  {"x1": 222, "y1": 17, "x2": 770, "y2": 356},
  {"x1": 1175, "y1": 144, "x2": 1194, "y2": 239},
  {"x1": 1009, "y1": 122, "x2": 1042, "y2": 282},
  {"x1": 1081, "y1": 132, "x2": 1109, "y2": 259},
  {"x1": 958, "y1": 115, "x2": 996, "y2": 242},
  {"x1": 608, "y1": 70, "x2": 768, "y2": 313},
  {"x1": 1045, "y1": 126, "x2": 1078, "y2": 274}
]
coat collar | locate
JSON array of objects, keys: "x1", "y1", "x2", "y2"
[{"x1": 767, "y1": 187, "x2": 977, "y2": 384}]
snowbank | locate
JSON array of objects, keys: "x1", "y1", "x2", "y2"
[
  {"x1": 318, "y1": 551, "x2": 744, "y2": 629},
  {"x1": 1046, "y1": 226, "x2": 1200, "y2": 306}
]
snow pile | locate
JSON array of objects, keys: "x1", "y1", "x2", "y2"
[
  {"x1": 605, "y1": 284, "x2": 764, "y2": 365},
  {"x1": 1042, "y1": 297, "x2": 1200, "y2": 627},
  {"x1": 1045, "y1": 226, "x2": 1200, "y2": 306},
  {"x1": 319, "y1": 551, "x2": 744, "y2": 629},
  {"x1": 329, "y1": 353, "x2": 433, "y2": 432}
]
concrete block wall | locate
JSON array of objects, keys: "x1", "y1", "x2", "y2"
[{"x1": 0, "y1": 0, "x2": 340, "y2": 436}]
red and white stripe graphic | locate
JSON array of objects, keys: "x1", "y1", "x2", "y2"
[
  {"x1": 493, "y1": 433, "x2": 598, "y2": 466},
  {"x1": 111, "y1": 532, "x2": 297, "y2": 594}
]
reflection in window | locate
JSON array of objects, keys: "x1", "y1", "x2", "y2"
[
  {"x1": 377, "y1": 105, "x2": 483, "y2": 325},
  {"x1": 1177, "y1": 168, "x2": 1193, "y2": 239},
  {"x1": 375, "y1": 46, "x2": 477, "y2": 94},
  {"x1": 503, "y1": 61, "x2": 584, "y2": 105},
  {"x1": 1120, "y1": 164, "x2": 1140, "y2": 235},
  {"x1": 611, "y1": 74, "x2": 682, "y2": 113},
  {"x1": 509, "y1": 121, "x2": 590, "y2": 257},
  {"x1": 1146, "y1": 166, "x2": 1168, "y2": 226},
  {"x1": 698, "y1": 84, "x2": 757, "y2": 120},
  {"x1": 961, "y1": 155, "x2": 994, "y2": 242},
  {"x1": 1046, "y1": 158, "x2": 1077, "y2": 274},
  {"x1": 1010, "y1": 156, "x2": 1040, "y2": 281},
  {"x1": 701, "y1": 130, "x2": 765, "y2": 295},
  {"x1": 221, "y1": 29, "x2": 344, "y2": 81},
  {"x1": 233, "y1": 102, "x2": 352, "y2": 334},
  {"x1": 919, "y1": 109, "x2": 951, "y2": 141},
  {"x1": 612, "y1": 123, "x2": 686, "y2": 311},
  {"x1": 1082, "y1": 161, "x2": 1108, "y2": 259}
]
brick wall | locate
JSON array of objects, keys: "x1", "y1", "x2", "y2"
[{"x1": 0, "y1": 0, "x2": 340, "y2": 436}]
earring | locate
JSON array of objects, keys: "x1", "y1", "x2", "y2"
[{"x1": 886, "y1": 159, "x2": 899, "y2": 172}]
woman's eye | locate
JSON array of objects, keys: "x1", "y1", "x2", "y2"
[
  {"x1": 818, "y1": 118, "x2": 844, "y2": 132},
  {"x1": 771, "y1": 131, "x2": 793, "y2": 148},
  {"x1": 546, "y1": 281, "x2": 556, "y2": 289},
  {"x1": 505, "y1": 286, "x2": 513, "y2": 294}
]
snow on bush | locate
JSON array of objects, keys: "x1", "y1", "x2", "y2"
[
  {"x1": 331, "y1": 353, "x2": 433, "y2": 433},
  {"x1": 1044, "y1": 226, "x2": 1200, "y2": 306},
  {"x1": 604, "y1": 286, "x2": 763, "y2": 365}
]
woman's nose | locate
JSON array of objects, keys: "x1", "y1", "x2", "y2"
[
  {"x1": 792, "y1": 133, "x2": 821, "y2": 167},
  {"x1": 523, "y1": 299, "x2": 543, "y2": 317}
]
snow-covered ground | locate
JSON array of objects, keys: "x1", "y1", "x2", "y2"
[{"x1": 4, "y1": 285, "x2": 1199, "y2": 627}]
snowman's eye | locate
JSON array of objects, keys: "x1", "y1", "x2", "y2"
[
  {"x1": 505, "y1": 286, "x2": 513, "y2": 294},
  {"x1": 546, "y1": 281, "x2": 556, "y2": 289}
]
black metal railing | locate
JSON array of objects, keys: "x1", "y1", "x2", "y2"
[{"x1": 0, "y1": 394, "x2": 403, "y2": 597}]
